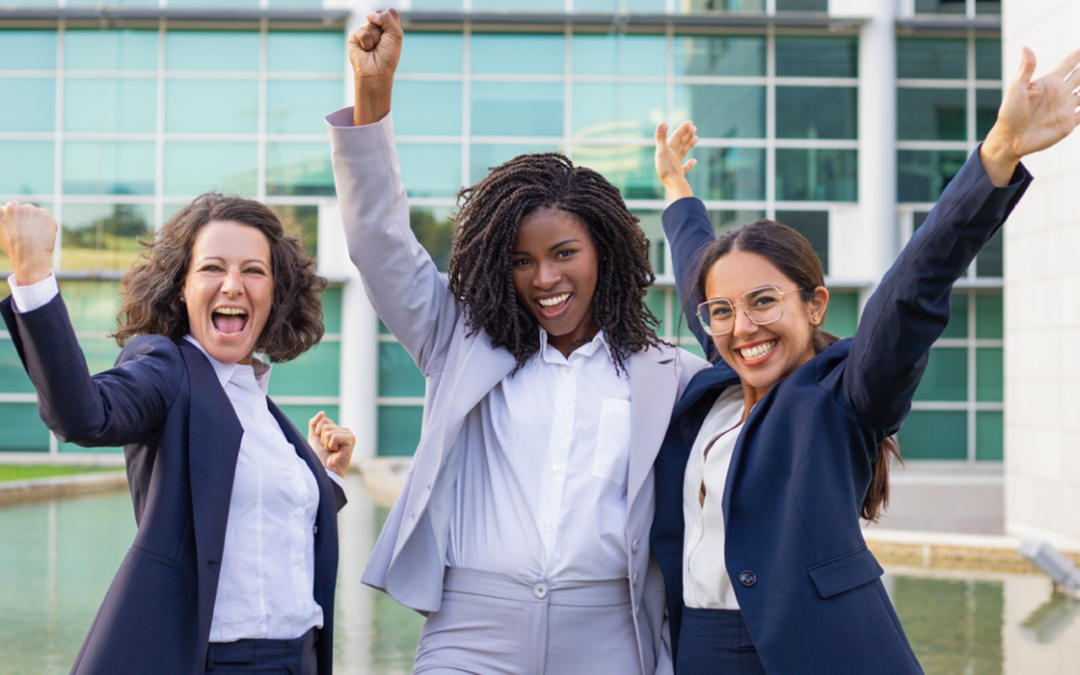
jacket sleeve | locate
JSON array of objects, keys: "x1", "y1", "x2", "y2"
[
  {"x1": 844, "y1": 148, "x2": 1030, "y2": 433},
  {"x1": 661, "y1": 197, "x2": 718, "y2": 360},
  {"x1": 1, "y1": 294, "x2": 184, "y2": 447},
  {"x1": 326, "y1": 107, "x2": 461, "y2": 377}
]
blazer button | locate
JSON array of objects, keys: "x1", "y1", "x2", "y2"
[
  {"x1": 739, "y1": 571, "x2": 756, "y2": 587},
  {"x1": 631, "y1": 539, "x2": 641, "y2": 554}
]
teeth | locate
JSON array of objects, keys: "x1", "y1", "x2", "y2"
[
  {"x1": 739, "y1": 341, "x2": 776, "y2": 362},
  {"x1": 538, "y1": 293, "x2": 570, "y2": 308},
  {"x1": 214, "y1": 307, "x2": 247, "y2": 315}
]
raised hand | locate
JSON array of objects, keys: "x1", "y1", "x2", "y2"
[
  {"x1": 0, "y1": 202, "x2": 57, "y2": 286},
  {"x1": 981, "y1": 47, "x2": 1080, "y2": 185},
  {"x1": 654, "y1": 121, "x2": 699, "y2": 202},
  {"x1": 347, "y1": 8, "x2": 403, "y2": 126},
  {"x1": 307, "y1": 411, "x2": 356, "y2": 478}
]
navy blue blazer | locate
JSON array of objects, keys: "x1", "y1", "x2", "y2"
[
  {"x1": 1, "y1": 294, "x2": 345, "y2": 675},
  {"x1": 650, "y1": 150, "x2": 1030, "y2": 675}
]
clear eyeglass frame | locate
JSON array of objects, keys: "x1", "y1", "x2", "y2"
[{"x1": 696, "y1": 286, "x2": 805, "y2": 336}]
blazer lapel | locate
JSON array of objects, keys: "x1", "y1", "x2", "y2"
[{"x1": 626, "y1": 350, "x2": 680, "y2": 510}]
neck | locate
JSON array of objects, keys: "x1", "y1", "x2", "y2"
[{"x1": 549, "y1": 323, "x2": 600, "y2": 358}]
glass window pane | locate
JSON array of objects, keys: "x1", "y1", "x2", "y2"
[
  {"x1": 470, "y1": 143, "x2": 561, "y2": 185},
  {"x1": 269, "y1": 204, "x2": 319, "y2": 258},
  {"x1": 65, "y1": 78, "x2": 156, "y2": 134},
  {"x1": 573, "y1": 82, "x2": 666, "y2": 140},
  {"x1": 576, "y1": 0, "x2": 666, "y2": 10},
  {"x1": 776, "y1": 37, "x2": 857, "y2": 78},
  {"x1": 65, "y1": 29, "x2": 158, "y2": 71},
  {"x1": 939, "y1": 290, "x2": 968, "y2": 339},
  {"x1": 164, "y1": 142, "x2": 257, "y2": 196},
  {"x1": 266, "y1": 32, "x2": 344, "y2": 73},
  {"x1": 397, "y1": 33, "x2": 463, "y2": 74},
  {"x1": 0, "y1": 30, "x2": 57, "y2": 70},
  {"x1": 675, "y1": 84, "x2": 765, "y2": 139},
  {"x1": 378, "y1": 405, "x2": 423, "y2": 456},
  {"x1": 276, "y1": 404, "x2": 340, "y2": 442},
  {"x1": 897, "y1": 38, "x2": 966, "y2": 80},
  {"x1": 680, "y1": 0, "x2": 765, "y2": 12},
  {"x1": 0, "y1": 404, "x2": 51, "y2": 453},
  {"x1": 471, "y1": 82, "x2": 563, "y2": 137},
  {"x1": 822, "y1": 290, "x2": 858, "y2": 338},
  {"x1": 166, "y1": 31, "x2": 260, "y2": 72},
  {"x1": 472, "y1": 0, "x2": 562, "y2": 9},
  {"x1": 411, "y1": 0, "x2": 463, "y2": 7},
  {"x1": 898, "y1": 410, "x2": 967, "y2": 460},
  {"x1": 571, "y1": 34, "x2": 665, "y2": 76},
  {"x1": 897, "y1": 88, "x2": 966, "y2": 141},
  {"x1": 897, "y1": 150, "x2": 967, "y2": 203},
  {"x1": 914, "y1": 0, "x2": 966, "y2": 13},
  {"x1": 976, "y1": 39, "x2": 1002, "y2": 80},
  {"x1": 976, "y1": 410, "x2": 1003, "y2": 460},
  {"x1": 708, "y1": 209, "x2": 766, "y2": 237},
  {"x1": 674, "y1": 35, "x2": 765, "y2": 77},
  {"x1": 631, "y1": 209, "x2": 665, "y2": 275},
  {"x1": 397, "y1": 143, "x2": 462, "y2": 198},
  {"x1": 267, "y1": 80, "x2": 346, "y2": 135},
  {"x1": 976, "y1": 89, "x2": 1002, "y2": 141},
  {"x1": 410, "y1": 206, "x2": 457, "y2": 272},
  {"x1": 975, "y1": 226, "x2": 1003, "y2": 278},
  {"x1": 775, "y1": 210, "x2": 829, "y2": 274},
  {"x1": 913, "y1": 346, "x2": 967, "y2": 401},
  {"x1": 65, "y1": 337, "x2": 122, "y2": 376},
  {"x1": 976, "y1": 347, "x2": 1003, "y2": 402},
  {"x1": 267, "y1": 342, "x2": 340, "y2": 397},
  {"x1": 165, "y1": 80, "x2": 258, "y2": 134},
  {"x1": 975, "y1": 1, "x2": 1001, "y2": 15},
  {"x1": 266, "y1": 143, "x2": 334, "y2": 197},
  {"x1": 572, "y1": 146, "x2": 662, "y2": 200},
  {"x1": 776, "y1": 86, "x2": 857, "y2": 140},
  {"x1": 379, "y1": 341, "x2": 426, "y2": 397},
  {"x1": 0, "y1": 79, "x2": 54, "y2": 132},
  {"x1": 63, "y1": 142, "x2": 155, "y2": 195},
  {"x1": 687, "y1": 147, "x2": 765, "y2": 201},
  {"x1": 776, "y1": 0, "x2": 827, "y2": 8},
  {"x1": 0, "y1": 142, "x2": 53, "y2": 196},
  {"x1": 321, "y1": 285, "x2": 343, "y2": 334},
  {"x1": 975, "y1": 293, "x2": 1002, "y2": 339},
  {"x1": 393, "y1": 81, "x2": 463, "y2": 136},
  {"x1": 60, "y1": 204, "x2": 154, "y2": 273},
  {"x1": 471, "y1": 34, "x2": 564, "y2": 75},
  {"x1": 57, "y1": 280, "x2": 123, "y2": 332},
  {"x1": 775, "y1": 149, "x2": 857, "y2": 202},
  {"x1": 1, "y1": 341, "x2": 36, "y2": 393},
  {"x1": 168, "y1": 0, "x2": 260, "y2": 9},
  {"x1": 644, "y1": 288, "x2": 666, "y2": 335}
]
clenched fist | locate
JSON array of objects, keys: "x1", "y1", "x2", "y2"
[
  {"x1": 308, "y1": 411, "x2": 356, "y2": 479},
  {"x1": 348, "y1": 8, "x2": 403, "y2": 127},
  {"x1": 0, "y1": 202, "x2": 57, "y2": 286}
]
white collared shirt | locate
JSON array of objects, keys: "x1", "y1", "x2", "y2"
[{"x1": 447, "y1": 329, "x2": 633, "y2": 584}]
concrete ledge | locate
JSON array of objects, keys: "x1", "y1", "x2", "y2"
[
  {"x1": 865, "y1": 528, "x2": 1080, "y2": 572},
  {"x1": 355, "y1": 457, "x2": 411, "y2": 509},
  {"x1": 0, "y1": 471, "x2": 128, "y2": 507}
]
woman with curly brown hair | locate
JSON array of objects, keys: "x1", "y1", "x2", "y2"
[{"x1": 0, "y1": 193, "x2": 354, "y2": 675}]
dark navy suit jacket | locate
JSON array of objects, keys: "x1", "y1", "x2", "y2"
[
  {"x1": 1, "y1": 294, "x2": 345, "y2": 675},
  {"x1": 650, "y1": 150, "x2": 1029, "y2": 675}
]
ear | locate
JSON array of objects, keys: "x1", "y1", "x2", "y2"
[{"x1": 807, "y1": 286, "x2": 829, "y2": 326}]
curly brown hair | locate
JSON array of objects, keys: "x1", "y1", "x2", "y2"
[{"x1": 113, "y1": 193, "x2": 327, "y2": 363}]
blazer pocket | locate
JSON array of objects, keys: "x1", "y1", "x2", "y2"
[
  {"x1": 806, "y1": 546, "x2": 883, "y2": 599},
  {"x1": 593, "y1": 398, "x2": 632, "y2": 486},
  {"x1": 128, "y1": 545, "x2": 184, "y2": 571}
]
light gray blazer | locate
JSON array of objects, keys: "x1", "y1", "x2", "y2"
[{"x1": 326, "y1": 108, "x2": 707, "y2": 675}]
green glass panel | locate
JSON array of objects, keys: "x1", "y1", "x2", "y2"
[
  {"x1": 681, "y1": 340, "x2": 707, "y2": 359},
  {"x1": 674, "y1": 84, "x2": 765, "y2": 139},
  {"x1": 687, "y1": 148, "x2": 765, "y2": 202},
  {"x1": 897, "y1": 38, "x2": 966, "y2": 79},
  {"x1": 268, "y1": 341, "x2": 341, "y2": 397},
  {"x1": 65, "y1": 78, "x2": 156, "y2": 134},
  {"x1": 275, "y1": 404, "x2": 341, "y2": 442},
  {"x1": 470, "y1": 143, "x2": 561, "y2": 185},
  {"x1": 64, "y1": 29, "x2": 158, "y2": 71},
  {"x1": 674, "y1": 35, "x2": 765, "y2": 77},
  {"x1": 976, "y1": 347, "x2": 1003, "y2": 402},
  {"x1": 321, "y1": 285, "x2": 343, "y2": 335},
  {"x1": 397, "y1": 144, "x2": 462, "y2": 198},
  {"x1": 573, "y1": 82, "x2": 666, "y2": 140},
  {"x1": 60, "y1": 204, "x2": 154, "y2": 273},
  {"x1": 74, "y1": 338, "x2": 123, "y2": 376},
  {"x1": 976, "y1": 39, "x2": 1002, "y2": 80},
  {"x1": 166, "y1": 31, "x2": 260, "y2": 72},
  {"x1": 776, "y1": 87, "x2": 857, "y2": 140},
  {"x1": 940, "y1": 291, "x2": 968, "y2": 339},
  {"x1": 680, "y1": 0, "x2": 765, "y2": 11},
  {"x1": 976, "y1": 410, "x2": 1003, "y2": 460},
  {"x1": 164, "y1": 142, "x2": 257, "y2": 196},
  {"x1": 266, "y1": 32, "x2": 344, "y2": 73},
  {"x1": 63, "y1": 142, "x2": 156, "y2": 195},
  {"x1": 379, "y1": 319, "x2": 392, "y2": 335},
  {"x1": 644, "y1": 288, "x2": 666, "y2": 336},
  {"x1": 974, "y1": 294, "x2": 1002, "y2": 339},
  {"x1": 471, "y1": 34, "x2": 564, "y2": 75},
  {"x1": 975, "y1": 1, "x2": 1001, "y2": 15},
  {"x1": 776, "y1": 0, "x2": 827, "y2": 8},
  {"x1": 393, "y1": 82, "x2": 463, "y2": 136},
  {"x1": 897, "y1": 410, "x2": 967, "y2": 460},
  {"x1": 378, "y1": 405, "x2": 423, "y2": 457},
  {"x1": 976, "y1": 89, "x2": 1002, "y2": 141},
  {"x1": 897, "y1": 150, "x2": 966, "y2": 203},
  {"x1": 775, "y1": 149, "x2": 857, "y2": 202},
  {"x1": 571, "y1": 34, "x2": 666, "y2": 76},
  {"x1": 267, "y1": 80, "x2": 346, "y2": 135},
  {"x1": 821, "y1": 290, "x2": 858, "y2": 338},
  {"x1": 897, "y1": 88, "x2": 966, "y2": 141},
  {"x1": 0, "y1": 341, "x2": 35, "y2": 394},
  {"x1": 0, "y1": 404, "x2": 51, "y2": 453},
  {"x1": 397, "y1": 33, "x2": 463, "y2": 74},
  {"x1": 708, "y1": 210, "x2": 766, "y2": 237},
  {"x1": 266, "y1": 143, "x2": 334, "y2": 197},
  {"x1": 0, "y1": 30, "x2": 57, "y2": 70},
  {"x1": 410, "y1": 206, "x2": 457, "y2": 272},
  {"x1": 914, "y1": 0, "x2": 966, "y2": 13},
  {"x1": 165, "y1": 80, "x2": 258, "y2": 134},
  {"x1": 572, "y1": 145, "x2": 662, "y2": 200},
  {"x1": 775, "y1": 210, "x2": 829, "y2": 274},
  {"x1": 913, "y1": 347, "x2": 967, "y2": 402},
  {"x1": 471, "y1": 82, "x2": 563, "y2": 137},
  {"x1": 269, "y1": 204, "x2": 319, "y2": 258},
  {"x1": 57, "y1": 281, "x2": 123, "y2": 333},
  {"x1": 0, "y1": 79, "x2": 54, "y2": 132},
  {"x1": 632, "y1": 209, "x2": 665, "y2": 275},
  {"x1": 775, "y1": 37, "x2": 857, "y2": 78},
  {"x1": 66, "y1": 0, "x2": 157, "y2": 6},
  {"x1": 0, "y1": 142, "x2": 53, "y2": 195},
  {"x1": 975, "y1": 226, "x2": 1003, "y2": 278},
  {"x1": 379, "y1": 341, "x2": 426, "y2": 398}
]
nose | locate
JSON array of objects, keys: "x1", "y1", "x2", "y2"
[
  {"x1": 221, "y1": 267, "x2": 244, "y2": 296},
  {"x1": 731, "y1": 305, "x2": 758, "y2": 338},
  {"x1": 533, "y1": 259, "x2": 561, "y2": 289}
]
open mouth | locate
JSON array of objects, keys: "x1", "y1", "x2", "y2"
[
  {"x1": 211, "y1": 307, "x2": 248, "y2": 338},
  {"x1": 536, "y1": 292, "x2": 571, "y2": 318},
  {"x1": 737, "y1": 340, "x2": 776, "y2": 364}
]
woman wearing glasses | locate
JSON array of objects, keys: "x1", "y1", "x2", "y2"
[{"x1": 650, "y1": 47, "x2": 1080, "y2": 675}]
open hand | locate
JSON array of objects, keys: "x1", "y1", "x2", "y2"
[
  {"x1": 0, "y1": 202, "x2": 57, "y2": 286},
  {"x1": 307, "y1": 411, "x2": 356, "y2": 478},
  {"x1": 348, "y1": 8, "x2": 403, "y2": 126},
  {"x1": 654, "y1": 121, "x2": 698, "y2": 201}
]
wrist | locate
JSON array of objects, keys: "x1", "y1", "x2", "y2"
[
  {"x1": 13, "y1": 258, "x2": 52, "y2": 286},
  {"x1": 979, "y1": 127, "x2": 1021, "y2": 187},
  {"x1": 353, "y1": 77, "x2": 393, "y2": 126},
  {"x1": 662, "y1": 175, "x2": 694, "y2": 202}
]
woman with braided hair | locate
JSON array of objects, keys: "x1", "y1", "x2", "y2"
[{"x1": 327, "y1": 9, "x2": 706, "y2": 675}]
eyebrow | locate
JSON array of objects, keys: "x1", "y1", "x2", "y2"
[
  {"x1": 196, "y1": 256, "x2": 269, "y2": 266},
  {"x1": 511, "y1": 239, "x2": 581, "y2": 256}
]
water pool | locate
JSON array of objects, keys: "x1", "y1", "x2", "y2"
[{"x1": 1, "y1": 475, "x2": 1077, "y2": 674}]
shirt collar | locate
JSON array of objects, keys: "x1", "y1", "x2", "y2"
[
  {"x1": 535, "y1": 327, "x2": 613, "y2": 365},
  {"x1": 184, "y1": 335, "x2": 272, "y2": 394}
]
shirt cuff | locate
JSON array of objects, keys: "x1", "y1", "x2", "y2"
[
  {"x1": 7, "y1": 271, "x2": 59, "y2": 314},
  {"x1": 325, "y1": 469, "x2": 349, "y2": 494},
  {"x1": 325, "y1": 105, "x2": 393, "y2": 131}
]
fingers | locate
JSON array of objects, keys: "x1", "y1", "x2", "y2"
[
  {"x1": 670, "y1": 121, "x2": 698, "y2": 158},
  {"x1": 308, "y1": 410, "x2": 326, "y2": 434},
  {"x1": 352, "y1": 24, "x2": 383, "y2": 53},
  {"x1": 1016, "y1": 46, "x2": 1037, "y2": 87},
  {"x1": 681, "y1": 158, "x2": 698, "y2": 176},
  {"x1": 1051, "y1": 47, "x2": 1080, "y2": 82},
  {"x1": 654, "y1": 122, "x2": 669, "y2": 146}
]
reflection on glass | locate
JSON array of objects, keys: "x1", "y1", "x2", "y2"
[
  {"x1": 410, "y1": 206, "x2": 457, "y2": 272},
  {"x1": 63, "y1": 142, "x2": 155, "y2": 195},
  {"x1": 65, "y1": 78, "x2": 156, "y2": 134},
  {"x1": 0, "y1": 79, "x2": 54, "y2": 132},
  {"x1": 775, "y1": 210, "x2": 829, "y2": 273},
  {"x1": 975, "y1": 293, "x2": 1002, "y2": 339},
  {"x1": 679, "y1": 0, "x2": 765, "y2": 11},
  {"x1": 674, "y1": 35, "x2": 764, "y2": 77},
  {"x1": 976, "y1": 89, "x2": 1002, "y2": 141},
  {"x1": 168, "y1": 0, "x2": 260, "y2": 8},
  {"x1": 0, "y1": 404, "x2": 50, "y2": 452},
  {"x1": 976, "y1": 39, "x2": 1002, "y2": 80},
  {"x1": 897, "y1": 88, "x2": 966, "y2": 141},
  {"x1": 687, "y1": 148, "x2": 765, "y2": 201},
  {"x1": 775, "y1": 37, "x2": 858, "y2": 78},
  {"x1": 674, "y1": 84, "x2": 765, "y2": 139},
  {"x1": 397, "y1": 143, "x2": 462, "y2": 198},
  {"x1": 379, "y1": 341, "x2": 426, "y2": 398},
  {"x1": 776, "y1": 0, "x2": 827, "y2": 9},
  {"x1": 267, "y1": 80, "x2": 346, "y2": 135},
  {"x1": 975, "y1": 410, "x2": 1003, "y2": 460},
  {"x1": 0, "y1": 142, "x2": 53, "y2": 195},
  {"x1": 378, "y1": 406, "x2": 424, "y2": 457},
  {"x1": 575, "y1": 0, "x2": 667, "y2": 11},
  {"x1": 266, "y1": 143, "x2": 334, "y2": 197},
  {"x1": 397, "y1": 33, "x2": 463, "y2": 74},
  {"x1": 166, "y1": 31, "x2": 260, "y2": 72},
  {"x1": 897, "y1": 150, "x2": 966, "y2": 203},
  {"x1": 914, "y1": 0, "x2": 966, "y2": 13},
  {"x1": 573, "y1": 82, "x2": 666, "y2": 139},
  {"x1": 631, "y1": 209, "x2": 665, "y2": 274},
  {"x1": 775, "y1": 149, "x2": 857, "y2": 202},
  {"x1": 897, "y1": 38, "x2": 966, "y2": 80},
  {"x1": 914, "y1": 347, "x2": 968, "y2": 402},
  {"x1": 269, "y1": 344, "x2": 340, "y2": 397},
  {"x1": 897, "y1": 409, "x2": 967, "y2": 459},
  {"x1": 0, "y1": 30, "x2": 58, "y2": 70},
  {"x1": 58, "y1": 280, "x2": 124, "y2": 332},
  {"x1": 64, "y1": 29, "x2": 158, "y2": 71},
  {"x1": 776, "y1": 87, "x2": 857, "y2": 139},
  {"x1": 708, "y1": 209, "x2": 766, "y2": 237},
  {"x1": 471, "y1": 82, "x2": 563, "y2": 137},
  {"x1": 164, "y1": 142, "x2": 257, "y2": 196},
  {"x1": 165, "y1": 80, "x2": 259, "y2": 134},
  {"x1": 393, "y1": 82, "x2": 463, "y2": 136},
  {"x1": 472, "y1": 0, "x2": 562, "y2": 10},
  {"x1": 60, "y1": 203, "x2": 154, "y2": 272},
  {"x1": 266, "y1": 32, "x2": 344, "y2": 73},
  {"x1": 471, "y1": 34, "x2": 564, "y2": 75},
  {"x1": 975, "y1": 1, "x2": 1001, "y2": 15},
  {"x1": 976, "y1": 347, "x2": 1003, "y2": 402},
  {"x1": 821, "y1": 290, "x2": 858, "y2": 338},
  {"x1": 573, "y1": 145, "x2": 662, "y2": 200},
  {"x1": 470, "y1": 143, "x2": 561, "y2": 184},
  {"x1": 571, "y1": 34, "x2": 665, "y2": 76}
]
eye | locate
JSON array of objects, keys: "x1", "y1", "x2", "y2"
[
  {"x1": 511, "y1": 258, "x2": 530, "y2": 268},
  {"x1": 711, "y1": 305, "x2": 733, "y2": 319},
  {"x1": 200, "y1": 264, "x2": 223, "y2": 273},
  {"x1": 555, "y1": 248, "x2": 576, "y2": 259},
  {"x1": 244, "y1": 266, "x2": 267, "y2": 275},
  {"x1": 752, "y1": 295, "x2": 779, "y2": 308}
]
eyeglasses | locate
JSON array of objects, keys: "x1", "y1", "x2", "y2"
[{"x1": 696, "y1": 286, "x2": 804, "y2": 336}]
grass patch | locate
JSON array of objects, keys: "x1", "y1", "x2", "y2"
[{"x1": 0, "y1": 465, "x2": 124, "y2": 483}]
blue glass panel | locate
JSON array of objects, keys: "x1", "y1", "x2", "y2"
[
  {"x1": 165, "y1": 80, "x2": 258, "y2": 134},
  {"x1": 897, "y1": 38, "x2": 966, "y2": 80},
  {"x1": 65, "y1": 78, "x2": 156, "y2": 134},
  {"x1": 267, "y1": 32, "x2": 344, "y2": 73},
  {"x1": 471, "y1": 34, "x2": 564, "y2": 75},
  {"x1": 775, "y1": 149, "x2": 857, "y2": 202},
  {"x1": 897, "y1": 150, "x2": 967, "y2": 203},
  {"x1": 0, "y1": 79, "x2": 54, "y2": 132},
  {"x1": 164, "y1": 142, "x2": 257, "y2": 196},
  {"x1": 267, "y1": 80, "x2": 345, "y2": 135},
  {"x1": 573, "y1": 82, "x2": 666, "y2": 140},
  {"x1": 63, "y1": 142, "x2": 155, "y2": 195},
  {"x1": 776, "y1": 87, "x2": 857, "y2": 140},
  {"x1": 571, "y1": 34, "x2": 666, "y2": 76},
  {"x1": 897, "y1": 88, "x2": 966, "y2": 141},
  {"x1": 687, "y1": 148, "x2": 765, "y2": 201},
  {"x1": 0, "y1": 142, "x2": 53, "y2": 196},
  {"x1": 60, "y1": 204, "x2": 154, "y2": 273},
  {"x1": 0, "y1": 30, "x2": 58, "y2": 70},
  {"x1": 64, "y1": 29, "x2": 158, "y2": 71},
  {"x1": 674, "y1": 35, "x2": 765, "y2": 77},
  {"x1": 775, "y1": 37, "x2": 857, "y2": 77},
  {"x1": 397, "y1": 143, "x2": 462, "y2": 198},
  {"x1": 976, "y1": 39, "x2": 1002, "y2": 80},
  {"x1": 914, "y1": 0, "x2": 966, "y2": 13},
  {"x1": 393, "y1": 81, "x2": 463, "y2": 136},
  {"x1": 266, "y1": 143, "x2": 334, "y2": 196},
  {"x1": 775, "y1": 210, "x2": 829, "y2": 273},
  {"x1": 166, "y1": 31, "x2": 260, "y2": 72},
  {"x1": 397, "y1": 33, "x2": 463, "y2": 74},
  {"x1": 470, "y1": 143, "x2": 561, "y2": 184},
  {"x1": 675, "y1": 84, "x2": 765, "y2": 139},
  {"x1": 976, "y1": 89, "x2": 1001, "y2": 141},
  {"x1": 572, "y1": 145, "x2": 662, "y2": 200},
  {"x1": 471, "y1": 82, "x2": 563, "y2": 137}
]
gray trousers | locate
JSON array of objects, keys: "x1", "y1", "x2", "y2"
[{"x1": 413, "y1": 567, "x2": 641, "y2": 675}]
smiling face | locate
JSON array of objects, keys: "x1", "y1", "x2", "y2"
[
  {"x1": 511, "y1": 206, "x2": 601, "y2": 355},
  {"x1": 182, "y1": 220, "x2": 273, "y2": 365}
]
